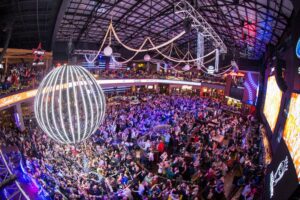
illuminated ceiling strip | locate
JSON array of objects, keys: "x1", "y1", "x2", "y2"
[
  {"x1": 110, "y1": 23, "x2": 186, "y2": 52},
  {"x1": 148, "y1": 38, "x2": 216, "y2": 63},
  {"x1": 85, "y1": 22, "x2": 216, "y2": 64},
  {"x1": 84, "y1": 22, "x2": 112, "y2": 63},
  {"x1": 110, "y1": 37, "x2": 149, "y2": 64},
  {"x1": 84, "y1": 22, "x2": 185, "y2": 63}
]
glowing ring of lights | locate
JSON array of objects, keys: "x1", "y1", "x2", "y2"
[{"x1": 34, "y1": 65, "x2": 106, "y2": 144}]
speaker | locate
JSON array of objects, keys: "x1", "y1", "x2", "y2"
[
  {"x1": 184, "y1": 18, "x2": 192, "y2": 33},
  {"x1": 275, "y1": 58, "x2": 288, "y2": 92}
]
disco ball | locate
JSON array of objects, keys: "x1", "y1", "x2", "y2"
[
  {"x1": 144, "y1": 54, "x2": 151, "y2": 62},
  {"x1": 34, "y1": 65, "x2": 106, "y2": 144},
  {"x1": 103, "y1": 46, "x2": 113, "y2": 56}
]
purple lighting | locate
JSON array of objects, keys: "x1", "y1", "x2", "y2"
[{"x1": 243, "y1": 72, "x2": 259, "y2": 105}]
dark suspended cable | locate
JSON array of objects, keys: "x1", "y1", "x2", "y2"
[{"x1": 36, "y1": 0, "x2": 41, "y2": 42}]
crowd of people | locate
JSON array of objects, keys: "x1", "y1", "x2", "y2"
[
  {"x1": 0, "y1": 63, "x2": 46, "y2": 96},
  {"x1": 0, "y1": 92, "x2": 264, "y2": 200},
  {"x1": 0, "y1": 64, "x2": 226, "y2": 97}
]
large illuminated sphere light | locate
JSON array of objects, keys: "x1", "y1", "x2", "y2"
[
  {"x1": 34, "y1": 65, "x2": 106, "y2": 144},
  {"x1": 103, "y1": 45, "x2": 113, "y2": 56},
  {"x1": 144, "y1": 54, "x2": 151, "y2": 62},
  {"x1": 183, "y1": 64, "x2": 190, "y2": 71}
]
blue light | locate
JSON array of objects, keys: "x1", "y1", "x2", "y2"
[
  {"x1": 244, "y1": 82, "x2": 253, "y2": 102},
  {"x1": 257, "y1": 15, "x2": 273, "y2": 43}
]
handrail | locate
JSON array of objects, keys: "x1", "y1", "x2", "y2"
[
  {"x1": 0, "y1": 78, "x2": 226, "y2": 110},
  {"x1": 0, "y1": 149, "x2": 30, "y2": 200}
]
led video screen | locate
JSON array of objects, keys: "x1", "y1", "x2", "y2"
[
  {"x1": 263, "y1": 76, "x2": 283, "y2": 132},
  {"x1": 283, "y1": 93, "x2": 300, "y2": 182}
]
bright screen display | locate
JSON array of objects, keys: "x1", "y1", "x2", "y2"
[
  {"x1": 263, "y1": 76, "x2": 283, "y2": 132},
  {"x1": 283, "y1": 93, "x2": 300, "y2": 182}
]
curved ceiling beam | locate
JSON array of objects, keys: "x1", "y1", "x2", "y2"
[{"x1": 51, "y1": 0, "x2": 71, "y2": 51}]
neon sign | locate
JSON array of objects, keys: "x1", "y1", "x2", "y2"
[{"x1": 296, "y1": 37, "x2": 300, "y2": 59}]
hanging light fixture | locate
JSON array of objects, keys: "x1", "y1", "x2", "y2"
[
  {"x1": 144, "y1": 54, "x2": 151, "y2": 62},
  {"x1": 183, "y1": 64, "x2": 190, "y2": 71},
  {"x1": 34, "y1": 65, "x2": 106, "y2": 144},
  {"x1": 103, "y1": 45, "x2": 113, "y2": 56}
]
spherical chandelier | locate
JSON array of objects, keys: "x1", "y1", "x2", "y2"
[
  {"x1": 103, "y1": 45, "x2": 113, "y2": 56},
  {"x1": 34, "y1": 65, "x2": 106, "y2": 144}
]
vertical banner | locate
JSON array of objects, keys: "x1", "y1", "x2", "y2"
[
  {"x1": 164, "y1": 63, "x2": 168, "y2": 72},
  {"x1": 215, "y1": 48, "x2": 219, "y2": 72},
  {"x1": 156, "y1": 62, "x2": 160, "y2": 72},
  {"x1": 197, "y1": 32, "x2": 204, "y2": 70}
]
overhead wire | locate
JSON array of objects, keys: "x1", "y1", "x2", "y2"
[{"x1": 36, "y1": 0, "x2": 41, "y2": 42}]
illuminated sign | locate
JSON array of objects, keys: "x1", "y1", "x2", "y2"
[
  {"x1": 270, "y1": 156, "x2": 288, "y2": 198},
  {"x1": 0, "y1": 89, "x2": 37, "y2": 109},
  {"x1": 296, "y1": 37, "x2": 300, "y2": 59},
  {"x1": 207, "y1": 66, "x2": 214, "y2": 74},
  {"x1": 32, "y1": 43, "x2": 45, "y2": 66}
]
